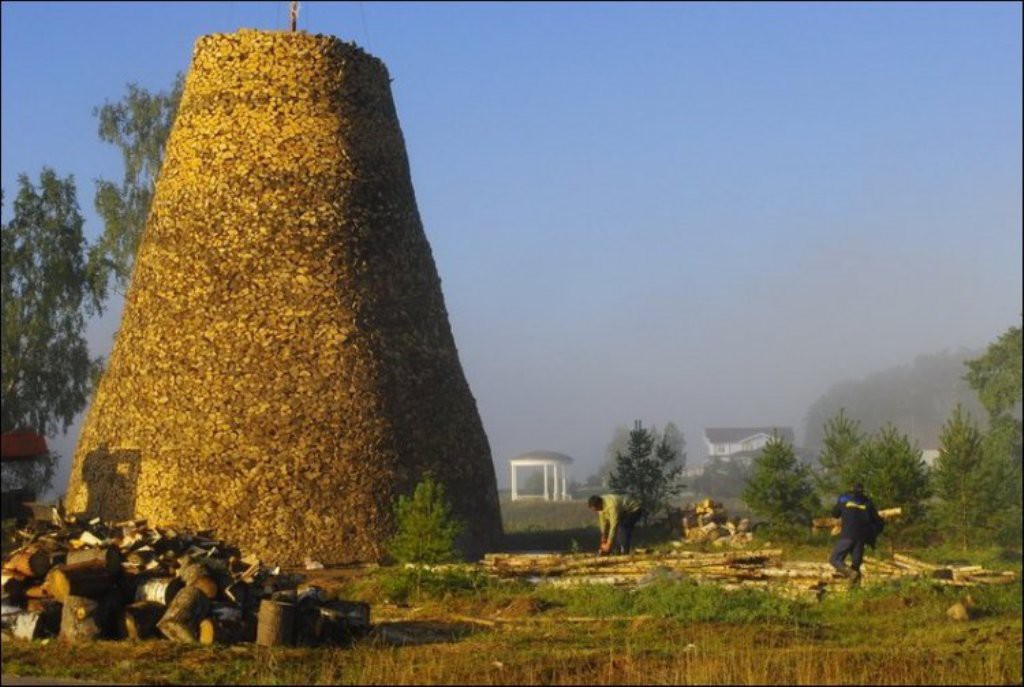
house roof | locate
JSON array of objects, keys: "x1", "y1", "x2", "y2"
[
  {"x1": 510, "y1": 450, "x2": 573, "y2": 464},
  {"x1": 704, "y1": 427, "x2": 796, "y2": 445}
]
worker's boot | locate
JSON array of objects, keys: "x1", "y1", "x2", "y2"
[
  {"x1": 832, "y1": 565, "x2": 852, "y2": 579},
  {"x1": 849, "y1": 570, "x2": 862, "y2": 586}
]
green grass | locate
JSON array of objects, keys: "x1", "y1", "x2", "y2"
[{"x1": 3, "y1": 516, "x2": 1021, "y2": 685}]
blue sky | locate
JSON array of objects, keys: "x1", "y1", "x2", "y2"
[{"x1": 2, "y1": 1, "x2": 1021, "y2": 494}]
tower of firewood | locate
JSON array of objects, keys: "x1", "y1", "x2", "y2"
[{"x1": 65, "y1": 29, "x2": 503, "y2": 564}]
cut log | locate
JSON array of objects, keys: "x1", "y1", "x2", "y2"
[
  {"x1": 135, "y1": 576, "x2": 184, "y2": 605},
  {"x1": 177, "y1": 561, "x2": 210, "y2": 585},
  {"x1": 257, "y1": 599, "x2": 295, "y2": 647},
  {"x1": 7, "y1": 603, "x2": 60, "y2": 641},
  {"x1": 157, "y1": 585, "x2": 210, "y2": 642},
  {"x1": 46, "y1": 561, "x2": 114, "y2": 602},
  {"x1": 191, "y1": 576, "x2": 219, "y2": 600},
  {"x1": 24, "y1": 584, "x2": 51, "y2": 599},
  {"x1": 60, "y1": 594, "x2": 111, "y2": 642},
  {"x1": 1, "y1": 570, "x2": 27, "y2": 599},
  {"x1": 4, "y1": 546, "x2": 53, "y2": 578},
  {"x1": 66, "y1": 547, "x2": 122, "y2": 576},
  {"x1": 119, "y1": 600, "x2": 166, "y2": 640},
  {"x1": 200, "y1": 606, "x2": 254, "y2": 645}
]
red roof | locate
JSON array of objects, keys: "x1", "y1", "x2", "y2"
[{"x1": 1, "y1": 431, "x2": 49, "y2": 461}]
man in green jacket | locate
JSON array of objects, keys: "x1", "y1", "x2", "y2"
[{"x1": 588, "y1": 494, "x2": 644, "y2": 555}]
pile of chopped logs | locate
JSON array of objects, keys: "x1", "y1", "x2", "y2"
[
  {"x1": 679, "y1": 499, "x2": 754, "y2": 546},
  {"x1": 64, "y1": 27, "x2": 503, "y2": 566},
  {"x1": 0, "y1": 515, "x2": 370, "y2": 644},
  {"x1": 480, "y1": 548, "x2": 1017, "y2": 602}
]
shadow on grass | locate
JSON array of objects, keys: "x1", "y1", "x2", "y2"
[
  {"x1": 502, "y1": 526, "x2": 677, "y2": 553},
  {"x1": 370, "y1": 620, "x2": 481, "y2": 647}
]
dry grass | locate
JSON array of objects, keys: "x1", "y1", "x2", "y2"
[{"x1": 4, "y1": 579, "x2": 1020, "y2": 685}]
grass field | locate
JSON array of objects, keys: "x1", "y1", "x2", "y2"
[{"x1": 3, "y1": 505, "x2": 1022, "y2": 685}]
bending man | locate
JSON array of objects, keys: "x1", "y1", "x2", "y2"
[{"x1": 588, "y1": 494, "x2": 644, "y2": 555}]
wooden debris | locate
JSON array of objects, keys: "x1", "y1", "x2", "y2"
[
  {"x1": 478, "y1": 549, "x2": 1016, "y2": 600},
  {"x1": 1, "y1": 513, "x2": 370, "y2": 646}
]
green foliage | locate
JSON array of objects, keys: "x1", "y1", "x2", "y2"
[
  {"x1": 387, "y1": 473, "x2": 465, "y2": 565},
  {"x1": 931, "y1": 404, "x2": 988, "y2": 550},
  {"x1": 742, "y1": 433, "x2": 820, "y2": 528},
  {"x1": 963, "y1": 325, "x2": 1022, "y2": 546},
  {"x1": 964, "y1": 325, "x2": 1022, "y2": 420},
  {"x1": 979, "y1": 416, "x2": 1023, "y2": 545},
  {"x1": 847, "y1": 425, "x2": 931, "y2": 547},
  {"x1": 2, "y1": 170, "x2": 106, "y2": 492},
  {"x1": 375, "y1": 567, "x2": 494, "y2": 604},
  {"x1": 595, "y1": 421, "x2": 686, "y2": 488},
  {"x1": 689, "y1": 455, "x2": 752, "y2": 499},
  {"x1": 815, "y1": 408, "x2": 863, "y2": 497},
  {"x1": 92, "y1": 74, "x2": 184, "y2": 290},
  {"x1": 537, "y1": 579, "x2": 811, "y2": 624},
  {"x1": 608, "y1": 420, "x2": 686, "y2": 523},
  {"x1": 803, "y1": 351, "x2": 986, "y2": 456}
]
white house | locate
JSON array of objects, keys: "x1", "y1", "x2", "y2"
[{"x1": 704, "y1": 427, "x2": 796, "y2": 461}]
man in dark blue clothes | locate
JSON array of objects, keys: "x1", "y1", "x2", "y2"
[{"x1": 829, "y1": 482, "x2": 884, "y2": 584}]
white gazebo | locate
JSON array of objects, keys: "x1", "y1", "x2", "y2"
[{"x1": 509, "y1": 450, "x2": 573, "y2": 501}]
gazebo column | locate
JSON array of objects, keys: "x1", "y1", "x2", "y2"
[
  {"x1": 511, "y1": 463, "x2": 518, "y2": 501},
  {"x1": 543, "y1": 463, "x2": 550, "y2": 501},
  {"x1": 562, "y1": 469, "x2": 568, "y2": 501}
]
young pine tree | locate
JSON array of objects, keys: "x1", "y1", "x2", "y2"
[
  {"x1": 849, "y1": 425, "x2": 931, "y2": 548},
  {"x1": 387, "y1": 473, "x2": 465, "y2": 565},
  {"x1": 742, "y1": 433, "x2": 820, "y2": 530},
  {"x1": 816, "y1": 408, "x2": 863, "y2": 498},
  {"x1": 932, "y1": 404, "x2": 986, "y2": 550},
  {"x1": 609, "y1": 420, "x2": 685, "y2": 524}
]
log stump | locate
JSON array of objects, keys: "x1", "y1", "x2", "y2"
[{"x1": 257, "y1": 599, "x2": 295, "y2": 647}]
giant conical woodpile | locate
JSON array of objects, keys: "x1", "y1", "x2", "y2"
[{"x1": 66, "y1": 29, "x2": 502, "y2": 564}]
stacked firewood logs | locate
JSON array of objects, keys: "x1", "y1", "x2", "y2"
[
  {"x1": 479, "y1": 548, "x2": 1017, "y2": 603},
  {"x1": 678, "y1": 499, "x2": 755, "y2": 546},
  {"x1": 64, "y1": 28, "x2": 503, "y2": 565},
  {"x1": 0, "y1": 515, "x2": 370, "y2": 644}
]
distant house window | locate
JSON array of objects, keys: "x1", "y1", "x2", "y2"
[
  {"x1": 716, "y1": 445, "x2": 726, "y2": 454},
  {"x1": 742, "y1": 441, "x2": 753, "y2": 451}
]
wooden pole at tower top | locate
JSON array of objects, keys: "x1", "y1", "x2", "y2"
[{"x1": 290, "y1": 1, "x2": 299, "y2": 31}]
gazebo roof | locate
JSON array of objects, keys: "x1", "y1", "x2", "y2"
[{"x1": 510, "y1": 450, "x2": 573, "y2": 464}]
